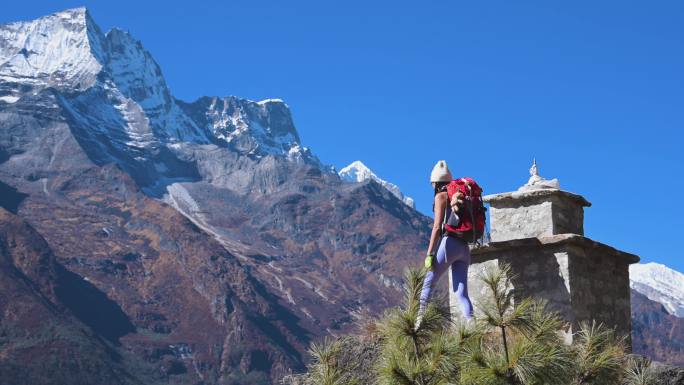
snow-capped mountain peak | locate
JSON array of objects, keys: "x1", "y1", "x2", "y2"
[
  {"x1": 339, "y1": 160, "x2": 373, "y2": 182},
  {"x1": 1, "y1": 8, "x2": 325, "y2": 183},
  {"x1": 339, "y1": 161, "x2": 415, "y2": 209},
  {"x1": 0, "y1": 7, "x2": 107, "y2": 91},
  {"x1": 0, "y1": 8, "x2": 208, "y2": 144},
  {"x1": 630, "y1": 262, "x2": 684, "y2": 317},
  {"x1": 104, "y1": 27, "x2": 172, "y2": 112}
]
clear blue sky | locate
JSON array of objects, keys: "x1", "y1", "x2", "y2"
[{"x1": 3, "y1": 1, "x2": 683, "y2": 271}]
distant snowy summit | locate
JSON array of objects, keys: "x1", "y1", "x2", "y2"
[
  {"x1": 339, "y1": 161, "x2": 415, "y2": 209},
  {"x1": 630, "y1": 262, "x2": 684, "y2": 317}
]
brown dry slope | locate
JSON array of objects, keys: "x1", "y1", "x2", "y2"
[
  {"x1": 632, "y1": 290, "x2": 684, "y2": 366},
  {"x1": 174, "y1": 167, "x2": 433, "y2": 337},
  {"x1": 162, "y1": 138, "x2": 433, "y2": 355},
  {"x1": 0, "y1": 207, "x2": 143, "y2": 385},
  {"x1": 3, "y1": 165, "x2": 316, "y2": 385}
]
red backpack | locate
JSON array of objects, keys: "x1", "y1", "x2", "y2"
[{"x1": 443, "y1": 177, "x2": 486, "y2": 244}]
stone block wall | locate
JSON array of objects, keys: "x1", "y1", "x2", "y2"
[
  {"x1": 566, "y1": 242, "x2": 632, "y2": 338},
  {"x1": 488, "y1": 201, "x2": 555, "y2": 241},
  {"x1": 486, "y1": 189, "x2": 590, "y2": 242},
  {"x1": 552, "y1": 196, "x2": 585, "y2": 235},
  {"x1": 450, "y1": 235, "x2": 637, "y2": 344}
]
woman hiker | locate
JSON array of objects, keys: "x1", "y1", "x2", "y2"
[{"x1": 416, "y1": 160, "x2": 474, "y2": 329}]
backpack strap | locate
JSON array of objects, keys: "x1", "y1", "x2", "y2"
[
  {"x1": 442, "y1": 199, "x2": 447, "y2": 237},
  {"x1": 457, "y1": 178, "x2": 478, "y2": 245},
  {"x1": 439, "y1": 186, "x2": 448, "y2": 236}
]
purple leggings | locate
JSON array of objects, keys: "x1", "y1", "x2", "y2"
[{"x1": 419, "y1": 236, "x2": 473, "y2": 319}]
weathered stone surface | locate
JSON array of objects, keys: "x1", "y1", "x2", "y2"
[
  {"x1": 487, "y1": 200, "x2": 555, "y2": 241},
  {"x1": 648, "y1": 361, "x2": 684, "y2": 385},
  {"x1": 452, "y1": 235, "x2": 637, "y2": 343},
  {"x1": 485, "y1": 189, "x2": 590, "y2": 242}
]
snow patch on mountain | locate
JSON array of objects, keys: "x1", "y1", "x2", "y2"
[
  {"x1": 58, "y1": 82, "x2": 157, "y2": 151},
  {"x1": 177, "y1": 96, "x2": 322, "y2": 164},
  {"x1": 102, "y1": 28, "x2": 207, "y2": 143},
  {"x1": 0, "y1": 96, "x2": 19, "y2": 103},
  {"x1": 104, "y1": 28, "x2": 171, "y2": 112},
  {"x1": 204, "y1": 97, "x2": 300, "y2": 154},
  {"x1": 257, "y1": 98, "x2": 284, "y2": 105},
  {"x1": 630, "y1": 262, "x2": 684, "y2": 317},
  {"x1": 339, "y1": 161, "x2": 415, "y2": 209}
]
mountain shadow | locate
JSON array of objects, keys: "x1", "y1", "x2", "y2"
[
  {"x1": 0, "y1": 180, "x2": 27, "y2": 214},
  {"x1": 54, "y1": 264, "x2": 135, "y2": 344}
]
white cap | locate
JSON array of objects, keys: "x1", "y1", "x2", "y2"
[{"x1": 430, "y1": 160, "x2": 453, "y2": 183}]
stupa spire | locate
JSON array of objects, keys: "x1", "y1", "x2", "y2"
[{"x1": 519, "y1": 159, "x2": 560, "y2": 191}]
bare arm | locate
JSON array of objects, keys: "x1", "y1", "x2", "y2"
[{"x1": 427, "y1": 192, "x2": 447, "y2": 255}]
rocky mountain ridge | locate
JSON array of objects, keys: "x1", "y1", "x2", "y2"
[
  {"x1": 0, "y1": 8, "x2": 322, "y2": 184},
  {"x1": 0, "y1": 8, "x2": 430, "y2": 384}
]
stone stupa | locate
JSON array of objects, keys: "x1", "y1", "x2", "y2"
[{"x1": 448, "y1": 160, "x2": 639, "y2": 344}]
